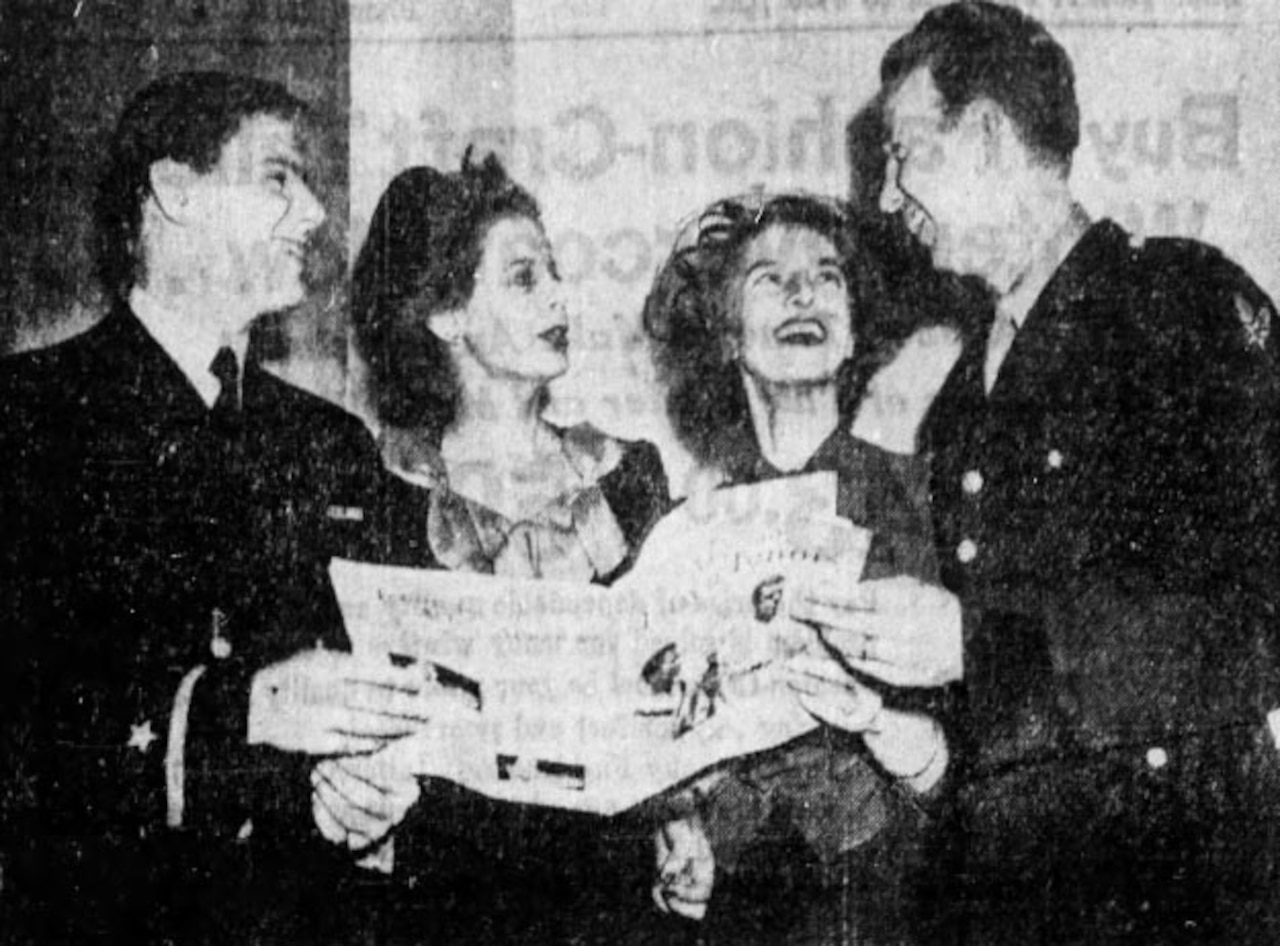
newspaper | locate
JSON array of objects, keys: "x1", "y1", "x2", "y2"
[{"x1": 330, "y1": 472, "x2": 871, "y2": 814}]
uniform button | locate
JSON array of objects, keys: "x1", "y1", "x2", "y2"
[
  {"x1": 211, "y1": 637, "x2": 233, "y2": 659},
  {"x1": 1145, "y1": 746, "x2": 1168, "y2": 770},
  {"x1": 1047, "y1": 449, "x2": 1064, "y2": 470},
  {"x1": 962, "y1": 469, "x2": 984, "y2": 495},
  {"x1": 956, "y1": 539, "x2": 978, "y2": 563}
]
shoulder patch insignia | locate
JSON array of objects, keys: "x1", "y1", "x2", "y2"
[{"x1": 1234, "y1": 293, "x2": 1272, "y2": 351}]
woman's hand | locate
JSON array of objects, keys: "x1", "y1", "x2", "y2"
[
  {"x1": 790, "y1": 575, "x2": 963, "y2": 688},
  {"x1": 862, "y1": 710, "x2": 950, "y2": 794},
  {"x1": 851, "y1": 325, "x2": 962, "y2": 455},
  {"x1": 311, "y1": 749, "x2": 422, "y2": 852},
  {"x1": 248, "y1": 649, "x2": 433, "y2": 756},
  {"x1": 653, "y1": 815, "x2": 715, "y2": 921},
  {"x1": 785, "y1": 654, "x2": 949, "y2": 793},
  {"x1": 785, "y1": 653, "x2": 884, "y2": 732}
]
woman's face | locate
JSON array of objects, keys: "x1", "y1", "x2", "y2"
[
  {"x1": 455, "y1": 214, "x2": 568, "y2": 382},
  {"x1": 732, "y1": 223, "x2": 854, "y2": 387}
]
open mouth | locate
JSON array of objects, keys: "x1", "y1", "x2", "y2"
[
  {"x1": 538, "y1": 325, "x2": 569, "y2": 352},
  {"x1": 774, "y1": 317, "x2": 828, "y2": 347}
]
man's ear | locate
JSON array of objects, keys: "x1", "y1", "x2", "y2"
[
  {"x1": 427, "y1": 308, "x2": 464, "y2": 345},
  {"x1": 962, "y1": 99, "x2": 1012, "y2": 173},
  {"x1": 148, "y1": 158, "x2": 200, "y2": 224}
]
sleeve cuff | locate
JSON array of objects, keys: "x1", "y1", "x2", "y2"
[{"x1": 165, "y1": 665, "x2": 209, "y2": 828}]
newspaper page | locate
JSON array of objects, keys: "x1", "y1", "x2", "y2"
[
  {"x1": 7, "y1": 0, "x2": 1280, "y2": 942},
  {"x1": 330, "y1": 472, "x2": 872, "y2": 814}
]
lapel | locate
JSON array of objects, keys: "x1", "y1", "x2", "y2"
[
  {"x1": 90, "y1": 305, "x2": 210, "y2": 432},
  {"x1": 927, "y1": 221, "x2": 1129, "y2": 459},
  {"x1": 985, "y1": 222, "x2": 1129, "y2": 415}
]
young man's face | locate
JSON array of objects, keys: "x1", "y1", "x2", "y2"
[
  {"x1": 181, "y1": 113, "x2": 325, "y2": 328},
  {"x1": 879, "y1": 67, "x2": 1010, "y2": 283}
]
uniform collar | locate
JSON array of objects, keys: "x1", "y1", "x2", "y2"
[
  {"x1": 1022, "y1": 219, "x2": 1131, "y2": 332},
  {"x1": 128, "y1": 286, "x2": 251, "y2": 409},
  {"x1": 999, "y1": 204, "x2": 1092, "y2": 333}
]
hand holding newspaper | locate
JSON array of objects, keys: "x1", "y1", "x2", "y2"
[{"x1": 328, "y1": 472, "x2": 873, "y2": 815}]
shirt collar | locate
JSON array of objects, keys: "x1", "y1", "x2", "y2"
[
  {"x1": 998, "y1": 203, "x2": 1092, "y2": 332},
  {"x1": 129, "y1": 286, "x2": 250, "y2": 409}
]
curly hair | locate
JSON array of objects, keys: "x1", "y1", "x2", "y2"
[
  {"x1": 96, "y1": 71, "x2": 309, "y2": 302},
  {"x1": 881, "y1": 1, "x2": 1079, "y2": 173},
  {"x1": 643, "y1": 192, "x2": 897, "y2": 475},
  {"x1": 351, "y1": 151, "x2": 543, "y2": 436}
]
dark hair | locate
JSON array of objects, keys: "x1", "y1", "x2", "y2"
[
  {"x1": 350, "y1": 152, "x2": 543, "y2": 435},
  {"x1": 881, "y1": 1, "x2": 1079, "y2": 173},
  {"x1": 95, "y1": 71, "x2": 309, "y2": 301},
  {"x1": 643, "y1": 192, "x2": 890, "y2": 475}
]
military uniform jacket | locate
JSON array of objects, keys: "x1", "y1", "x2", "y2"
[
  {"x1": 0, "y1": 307, "x2": 414, "y2": 928},
  {"x1": 925, "y1": 219, "x2": 1280, "y2": 775}
]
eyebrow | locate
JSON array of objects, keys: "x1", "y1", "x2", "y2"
[{"x1": 262, "y1": 155, "x2": 307, "y2": 177}]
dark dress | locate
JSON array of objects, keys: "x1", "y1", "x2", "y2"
[
  {"x1": 0, "y1": 307, "x2": 419, "y2": 943},
  {"x1": 360, "y1": 423, "x2": 672, "y2": 945},
  {"x1": 924, "y1": 220, "x2": 1280, "y2": 943},
  {"x1": 682, "y1": 422, "x2": 948, "y2": 946}
]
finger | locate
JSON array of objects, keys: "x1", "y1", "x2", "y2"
[
  {"x1": 658, "y1": 848, "x2": 689, "y2": 888},
  {"x1": 789, "y1": 596, "x2": 875, "y2": 634},
  {"x1": 337, "y1": 657, "x2": 429, "y2": 694},
  {"x1": 340, "y1": 682, "x2": 436, "y2": 722},
  {"x1": 305, "y1": 730, "x2": 387, "y2": 757},
  {"x1": 784, "y1": 654, "x2": 859, "y2": 687},
  {"x1": 323, "y1": 706, "x2": 425, "y2": 740},
  {"x1": 792, "y1": 584, "x2": 877, "y2": 616},
  {"x1": 668, "y1": 897, "x2": 709, "y2": 922},
  {"x1": 806, "y1": 626, "x2": 877, "y2": 665},
  {"x1": 312, "y1": 792, "x2": 349, "y2": 846},
  {"x1": 652, "y1": 884, "x2": 673, "y2": 915},
  {"x1": 839, "y1": 636, "x2": 931, "y2": 676},
  {"x1": 840, "y1": 654, "x2": 920, "y2": 689},
  {"x1": 795, "y1": 688, "x2": 881, "y2": 733},
  {"x1": 333, "y1": 754, "x2": 422, "y2": 808},
  {"x1": 318, "y1": 758, "x2": 400, "y2": 820},
  {"x1": 653, "y1": 826, "x2": 673, "y2": 864},
  {"x1": 312, "y1": 774, "x2": 374, "y2": 838},
  {"x1": 313, "y1": 774, "x2": 392, "y2": 842}
]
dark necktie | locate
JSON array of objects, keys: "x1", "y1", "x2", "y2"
[{"x1": 209, "y1": 346, "x2": 241, "y2": 421}]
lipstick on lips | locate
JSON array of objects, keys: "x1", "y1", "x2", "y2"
[
  {"x1": 774, "y1": 316, "x2": 829, "y2": 346},
  {"x1": 538, "y1": 324, "x2": 569, "y2": 353}
]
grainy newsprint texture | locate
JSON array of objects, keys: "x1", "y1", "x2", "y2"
[{"x1": 3, "y1": 1, "x2": 1280, "y2": 944}]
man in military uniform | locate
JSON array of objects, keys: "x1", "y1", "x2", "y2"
[
  {"x1": 0, "y1": 72, "x2": 431, "y2": 943},
  {"x1": 803, "y1": 3, "x2": 1280, "y2": 942}
]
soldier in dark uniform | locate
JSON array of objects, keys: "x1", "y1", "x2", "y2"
[
  {"x1": 0, "y1": 72, "x2": 434, "y2": 943},
  {"x1": 801, "y1": 3, "x2": 1280, "y2": 942}
]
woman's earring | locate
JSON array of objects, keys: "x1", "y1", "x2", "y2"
[{"x1": 720, "y1": 334, "x2": 740, "y2": 364}]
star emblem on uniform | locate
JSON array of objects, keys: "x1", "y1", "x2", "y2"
[{"x1": 128, "y1": 720, "x2": 158, "y2": 754}]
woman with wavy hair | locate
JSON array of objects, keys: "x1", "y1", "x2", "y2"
[
  {"x1": 644, "y1": 192, "x2": 961, "y2": 944},
  {"x1": 316, "y1": 152, "x2": 670, "y2": 941},
  {"x1": 349, "y1": 153, "x2": 667, "y2": 579}
]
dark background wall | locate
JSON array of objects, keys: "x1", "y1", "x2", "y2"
[{"x1": 0, "y1": 0, "x2": 349, "y2": 396}]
